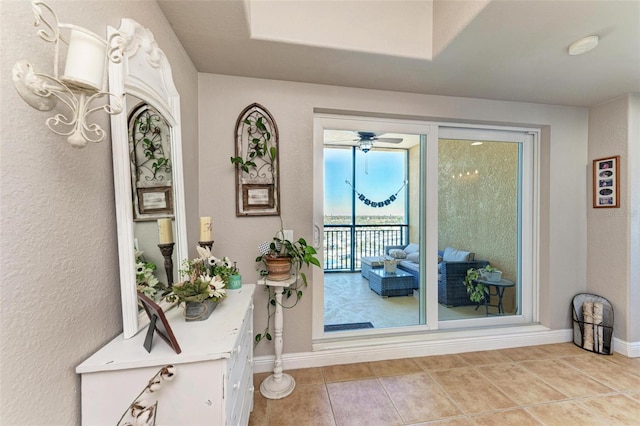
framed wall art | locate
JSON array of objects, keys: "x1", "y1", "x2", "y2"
[
  {"x1": 231, "y1": 103, "x2": 280, "y2": 216},
  {"x1": 129, "y1": 102, "x2": 174, "y2": 221},
  {"x1": 593, "y1": 155, "x2": 620, "y2": 208}
]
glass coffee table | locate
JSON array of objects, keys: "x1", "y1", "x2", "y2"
[{"x1": 368, "y1": 269, "x2": 414, "y2": 297}]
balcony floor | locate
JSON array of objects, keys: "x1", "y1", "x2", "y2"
[{"x1": 323, "y1": 272, "x2": 489, "y2": 329}]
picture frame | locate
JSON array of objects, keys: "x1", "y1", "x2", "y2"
[
  {"x1": 233, "y1": 103, "x2": 281, "y2": 216},
  {"x1": 136, "y1": 186, "x2": 174, "y2": 217},
  {"x1": 242, "y1": 184, "x2": 275, "y2": 210},
  {"x1": 593, "y1": 155, "x2": 620, "y2": 208},
  {"x1": 137, "y1": 293, "x2": 181, "y2": 354}
]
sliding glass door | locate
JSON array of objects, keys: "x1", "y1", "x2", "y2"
[{"x1": 312, "y1": 116, "x2": 538, "y2": 342}]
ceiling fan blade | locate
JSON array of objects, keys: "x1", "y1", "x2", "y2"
[{"x1": 375, "y1": 137, "x2": 403, "y2": 144}]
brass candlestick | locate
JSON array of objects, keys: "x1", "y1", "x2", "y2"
[
  {"x1": 158, "y1": 243, "x2": 175, "y2": 287},
  {"x1": 198, "y1": 240, "x2": 214, "y2": 251}
]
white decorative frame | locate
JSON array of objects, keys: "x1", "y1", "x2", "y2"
[{"x1": 108, "y1": 19, "x2": 188, "y2": 338}]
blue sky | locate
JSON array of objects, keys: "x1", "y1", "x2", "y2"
[{"x1": 324, "y1": 147, "x2": 407, "y2": 216}]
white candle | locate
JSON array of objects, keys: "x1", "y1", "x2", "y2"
[
  {"x1": 200, "y1": 216, "x2": 213, "y2": 241},
  {"x1": 158, "y1": 218, "x2": 173, "y2": 244},
  {"x1": 62, "y1": 29, "x2": 106, "y2": 91}
]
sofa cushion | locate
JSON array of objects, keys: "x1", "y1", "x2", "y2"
[
  {"x1": 406, "y1": 252, "x2": 419, "y2": 263},
  {"x1": 443, "y1": 247, "x2": 472, "y2": 262},
  {"x1": 398, "y1": 260, "x2": 419, "y2": 273},
  {"x1": 388, "y1": 249, "x2": 407, "y2": 259},
  {"x1": 403, "y1": 243, "x2": 420, "y2": 255}
]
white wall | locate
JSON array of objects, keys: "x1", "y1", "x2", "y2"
[
  {"x1": 198, "y1": 73, "x2": 589, "y2": 357},
  {"x1": 0, "y1": 1, "x2": 198, "y2": 424}
]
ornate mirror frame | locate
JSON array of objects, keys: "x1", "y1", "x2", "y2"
[{"x1": 108, "y1": 19, "x2": 187, "y2": 338}]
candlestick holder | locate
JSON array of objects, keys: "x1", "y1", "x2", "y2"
[
  {"x1": 158, "y1": 243, "x2": 175, "y2": 287},
  {"x1": 198, "y1": 240, "x2": 214, "y2": 251}
]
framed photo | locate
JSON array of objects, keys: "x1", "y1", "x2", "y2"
[
  {"x1": 242, "y1": 184, "x2": 275, "y2": 209},
  {"x1": 138, "y1": 293, "x2": 181, "y2": 354},
  {"x1": 593, "y1": 155, "x2": 620, "y2": 208},
  {"x1": 136, "y1": 186, "x2": 174, "y2": 217}
]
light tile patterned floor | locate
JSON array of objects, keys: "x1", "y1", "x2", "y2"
[{"x1": 249, "y1": 343, "x2": 640, "y2": 425}]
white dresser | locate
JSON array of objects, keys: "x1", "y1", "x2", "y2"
[{"x1": 76, "y1": 285, "x2": 255, "y2": 425}]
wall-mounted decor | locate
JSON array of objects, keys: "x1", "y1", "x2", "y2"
[
  {"x1": 593, "y1": 155, "x2": 620, "y2": 208},
  {"x1": 129, "y1": 102, "x2": 174, "y2": 220},
  {"x1": 231, "y1": 103, "x2": 280, "y2": 216}
]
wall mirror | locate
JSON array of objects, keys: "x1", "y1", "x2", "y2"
[{"x1": 108, "y1": 19, "x2": 187, "y2": 339}]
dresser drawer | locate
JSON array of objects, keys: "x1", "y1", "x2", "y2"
[
  {"x1": 229, "y1": 360, "x2": 254, "y2": 426},
  {"x1": 227, "y1": 306, "x2": 253, "y2": 384}
]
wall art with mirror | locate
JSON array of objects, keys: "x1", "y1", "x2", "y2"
[
  {"x1": 108, "y1": 18, "x2": 188, "y2": 339},
  {"x1": 232, "y1": 103, "x2": 280, "y2": 216}
]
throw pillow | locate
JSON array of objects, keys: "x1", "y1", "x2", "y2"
[
  {"x1": 443, "y1": 247, "x2": 471, "y2": 262},
  {"x1": 403, "y1": 243, "x2": 419, "y2": 254},
  {"x1": 406, "y1": 252, "x2": 419, "y2": 263},
  {"x1": 388, "y1": 249, "x2": 407, "y2": 259}
]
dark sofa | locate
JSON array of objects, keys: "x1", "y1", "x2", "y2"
[{"x1": 384, "y1": 244, "x2": 489, "y2": 306}]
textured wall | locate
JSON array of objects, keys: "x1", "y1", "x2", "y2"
[
  {"x1": 587, "y1": 95, "x2": 634, "y2": 342},
  {"x1": 438, "y1": 140, "x2": 518, "y2": 311},
  {"x1": 0, "y1": 1, "x2": 198, "y2": 424}
]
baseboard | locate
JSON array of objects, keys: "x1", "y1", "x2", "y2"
[
  {"x1": 253, "y1": 326, "x2": 572, "y2": 373},
  {"x1": 613, "y1": 337, "x2": 640, "y2": 357}
]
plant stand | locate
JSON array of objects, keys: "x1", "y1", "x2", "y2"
[{"x1": 259, "y1": 275, "x2": 297, "y2": 399}]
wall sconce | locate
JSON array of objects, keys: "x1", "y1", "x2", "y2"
[{"x1": 11, "y1": 1, "x2": 121, "y2": 148}]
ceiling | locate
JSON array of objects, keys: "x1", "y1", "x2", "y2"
[{"x1": 157, "y1": 0, "x2": 640, "y2": 108}]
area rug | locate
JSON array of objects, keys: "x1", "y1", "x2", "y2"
[{"x1": 324, "y1": 322, "x2": 374, "y2": 332}]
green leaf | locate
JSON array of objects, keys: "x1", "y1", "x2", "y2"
[
  {"x1": 255, "y1": 334, "x2": 262, "y2": 343},
  {"x1": 266, "y1": 333, "x2": 272, "y2": 341},
  {"x1": 269, "y1": 147, "x2": 277, "y2": 161}
]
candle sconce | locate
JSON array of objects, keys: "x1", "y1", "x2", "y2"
[
  {"x1": 158, "y1": 243, "x2": 175, "y2": 287},
  {"x1": 11, "y1": 1, "x2": 122, "y2": 148}
]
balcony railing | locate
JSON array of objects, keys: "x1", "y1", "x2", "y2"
[{"x1": 324, "y1": 224, "x2": 408, "y2": 271}]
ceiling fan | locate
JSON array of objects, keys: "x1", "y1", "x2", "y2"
[{"x1": 325, "y1": 131, "x2": 404, "y2": 153}]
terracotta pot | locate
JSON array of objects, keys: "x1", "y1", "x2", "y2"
[{"x1": 264, "y1": 255, "x2": 292, "y2": 281}]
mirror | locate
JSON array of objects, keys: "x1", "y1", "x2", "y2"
[{"x1": 107, "y1": 19, "x2": 187, "y2": 338}]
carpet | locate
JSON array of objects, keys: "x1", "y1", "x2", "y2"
[{"x1": 324, "y1": 322, "x2": 374, "y2": 332}]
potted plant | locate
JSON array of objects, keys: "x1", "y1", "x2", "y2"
[
  {"x1": 480, "y1": 265, "x2": 502, "y2": 282},
  {"x1": 254, "y1": 230, "x2": 321, "y2": 344},
  {"x1": 166, "y1": 246, "x2": 238, "y2": 321},
  {"x1": 463, "y1": 267, "x2": 489, "y2": 303}
]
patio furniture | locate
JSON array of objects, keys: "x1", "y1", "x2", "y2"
[
  {"x1": 368, "y1": 269, "x2": 414, "y2": 297},
  {"x1": 361, "y1": 256, "x2": 385, "y2": 279},
  {"x1": 474, "y1": 278, "x2": 515, "y2": 315}
]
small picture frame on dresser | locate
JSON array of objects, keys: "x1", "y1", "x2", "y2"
[{"x1": 138, "y1": 293, "x2": 181, "y2": 354}]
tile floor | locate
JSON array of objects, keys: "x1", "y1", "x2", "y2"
[{"x1": 249, "y1": 343, "x2": 640, "y2": 425}]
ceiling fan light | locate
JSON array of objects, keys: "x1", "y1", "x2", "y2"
[{"x1": 359, "y1": 139, "x2": 372, "y2": 153}]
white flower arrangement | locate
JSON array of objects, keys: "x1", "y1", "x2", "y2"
[
  {"x1": 166, "y1": 246, "x2": 238, "y2": 305},
  {"x1": 135, "y1": 250, "x2": 165, "y2": 300}
]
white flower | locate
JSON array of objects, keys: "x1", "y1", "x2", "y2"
[
  {"x1": 159, "y1": 364, "x2": 176, "y2": 381},
  {"x1": 205, "y1": 275, "x2": 226, "y2": 299},
  {"x1": 196, "y1": 245, "x2": 212, "y2": 260}
]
